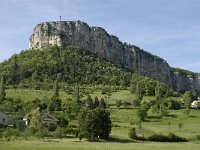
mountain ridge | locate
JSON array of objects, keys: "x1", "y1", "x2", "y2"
[{"x1": 29, "y1": 20, "x2": 200, "y2": 94}]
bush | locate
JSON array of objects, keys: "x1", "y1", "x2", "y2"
[
  {"x1": 128, "y1": 127, "x2": 137, "y2": 139},
  {"x1": 16, "y1": 120, "x2": 26, "y2": 132},
  {"x1": 123, "y1": 101, "x2": 131, "y2": 107},
  {"x1": 196, "y1": 135, "x2": 200, "y2": 140},
  {"x1": 115, "y1": 100, "x2": 122, "y2": 108},
  {"x1": 47, "y1": 123, "x2": 57, "y2": 132},
  {"x1": 170, "y1": 100, "x2": 182, "y2": 110},
  {"x1": 147, "y1": 133, "x2": 187, "y2": 142},
  {"x1": 137, "y1": 103, "x2": 150, "y2": 121}
]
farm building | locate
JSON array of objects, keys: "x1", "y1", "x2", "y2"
[{"x1": 0, "y1": 110, "x2": 9, "y2": 126}]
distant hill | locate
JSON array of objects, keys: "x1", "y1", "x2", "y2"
[{"x1": 29, "y1": 21, "x2": 200, "y2": 94}]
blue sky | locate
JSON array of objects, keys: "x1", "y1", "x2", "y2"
[{"x1": 1, "y1": 0, "x2": 200, "y2": 72}]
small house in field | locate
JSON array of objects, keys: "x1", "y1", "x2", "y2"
[
  {"x1": 23, "y1": 112, "x2": 58, "y2": 126},
  {"x1": 191, "y1": 100, "x2": 200, "y2": 108},
  {"x1": 0, "y1": 110, "x2": 9, "y2": 126},
  {"x1": 43, "y1": 112, "x2": 59, "y2": 125}
]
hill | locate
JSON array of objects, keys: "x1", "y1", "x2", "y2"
[
  {"x1": 29, "y1": 21, "x2": 200, "y2": 94},
  {"x1": 0, "y1": 45, "x2": 169, "y2": 96}
]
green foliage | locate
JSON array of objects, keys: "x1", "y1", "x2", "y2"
[
  {"x1": 0, "y1": 46, "x2": 170, "y2": 97},
  {"x1": 182, "y1": 91, "x2": 195, "y2": 109},
  {"x1": 169, "y1": 99, "x2": 182, "y2": 110},
  {"x1": 0, "y1": 97, "x2": 24, "y2": 112},
  {"x1": 53, "y1": 79, "x2": 59, "y2": 98},
  {"x1": 4, "y1": 128, "x2": 20, "y2": 141},
  {"x1": 35, "y1": 127, "x2": 47, "y2": 140},
  {"x1": 63, "y1": 98, "x2": 79, "y2": 120},
  {"x1": 133, "y1": 82, "x2": 143, "y2": 107},
  {"x1": 115, "y1": 100, "x2": 122, "y2": 108},
  {"x1": 128, "y1": 127, "x2": 137, "y2": 139},
  {"x1": 171, "y1": 67, "x2": 196, "y2": 78},
  {"x1": 54, "y1": 127, "x2": 65, "y2": 141},
  {"x1": 137, "y1": 103, "x2": 150, "y2": 121},
  {"x1": 78, "y1": 108, "x2": 112, "y2": 141},
  {"x1": 160, "y1": 104, "x2": 169, "y2": 116},
  {"x1": 16, "y1": 120, "x2": 26, "y2": 132},
  {"x1": 47, "y1": 123, "x2": 57, "y2": 132},
  {"x1": 48, "y1": 96, "x2": 62, "y2": 111},
  {"x1": 178, "y1": 122, "x2": 184, "y2": 131},
  {"x1": 29, "y1": 108, "x2": 43, "y2": 129},
  {"x1": 183, "y1": 109, "x2": 191, "y2": 116},
  {"x1": 0, "y1": 76, "x2": 6, "y2": 103},
  {"x1": 54, "y1": 114, "x2": 69, "y2": 127},
  {"x1": 147, "y1": 133, "x2": 187, "y2": 142}
]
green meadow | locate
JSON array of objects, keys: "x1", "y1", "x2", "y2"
[{"x1": 1, "y1": 88, "x2": 200, "y2": 150}]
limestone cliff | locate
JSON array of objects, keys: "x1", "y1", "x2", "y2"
[{"x1": 29, "y1": 21, "x2": 200, "y2": 94}]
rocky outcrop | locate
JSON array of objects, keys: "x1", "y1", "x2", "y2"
[{"x1": 29, "y1": 21, "x2": 200, "y2": 94}]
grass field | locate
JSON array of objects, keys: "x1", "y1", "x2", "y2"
[
  {"x1": 2, "y1": 88, "x2": 200, "y2": 149},
  {"x1": 0, "y1": 139, "x2": 200, "y2": 150}
]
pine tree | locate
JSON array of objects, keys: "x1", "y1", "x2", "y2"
[
  {"x1": 155, "y1": 83, "x2": 161, "y2": 101},
  {"x1": 53, "y1": 79, "x2": 59, "y2": 98},
  {"x1": 0, "y1": 76, "x2": 6, "y2": 103},
  {"x1": 133, "y1": 82, "x2": 143, "y2": 107}
]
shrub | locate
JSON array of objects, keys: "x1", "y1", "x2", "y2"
[
  {"x1": 47, "y1": 123, "x2": 57, "y2": 132},
  {"x1": 128, "y1": 127, "x2": 137, "y2": 139},
  {"x1": 170, "y1": 100, "x2": 182, "y2": 110},
  {"x1": 196, "y1": 135, "x2": 200, "y2": 140},
  {"x1": 137, "y1": 103, "x2": 150, "y2": 121},
  {"x1": 147, "y1": 133, "x2": 187, "y2": 142},
  {"x1": 123, "y1": 101, "x2": 131, "y2": 107},
  {"x1": 16, "y1": 120, "x2": 26, "y2": 132},
  {"x1": 115, "y1": 100, "x2": 122, "y2": 108}
]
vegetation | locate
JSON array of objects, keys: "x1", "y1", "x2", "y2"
[
  {"x1": 0, "y1": 76, "x2": 6, "y2": 102},
  {"x1": 147, "y1": 133, "x2": 187, "y2": 142},
  {"x1": 0, "y1": 46, "x2": 169, "y2": 96},
  {"x1": 0, "y1": 46, "x2": 200, "y2": 149},
  {"x1": 78, "y1": 96, "x2": 112, "y2": 141}
]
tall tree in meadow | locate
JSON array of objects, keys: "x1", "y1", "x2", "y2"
[
  {"x1": 53, "y1": 79, "x2": 59, "y2": 98},
  {"x1": 133, "y1": 82, "x2": 143, "y2": 107},
  {"x1": 0, "y1": 76, "x2": 6, "y2": 103},
  {"x1": 182, "y1": 91, "x2": 193, "y2": 109}
]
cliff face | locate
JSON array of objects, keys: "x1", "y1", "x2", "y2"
[{"x1": 29, "y1": 21, "x2": 200, "y2": 93}]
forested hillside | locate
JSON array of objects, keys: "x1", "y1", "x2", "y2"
[{"x1": 0, "y1": 46, "x2": 169, "y2": 96}]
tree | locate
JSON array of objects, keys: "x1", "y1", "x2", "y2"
[
  {"x1": 29, "y1": 108, "x2": 43, "y2": 129},
  {"x1": 35, "y1": 127, "x2": 47, "y2": 140},
  {"x1": 182, "y1": 91, "x2": 193, "y2": 109},
  {"x1": 48, "y1": 96, "x2": 62, "y2": 111},
  {"x1": 137, "y1": 103, "x2": 150, "y2": 121},
  {"x1": 85, "y1": 94, "x2": 94, "y2": 109},
  {"x1": 78, "y1": 108, "x2": 112, "y2": 141},
  {"x1": 63, "y1": 98, "x2": 79, "y2": 120},
  {"x1": 128, "y1": 127, "x2": 138, "y2": 139},
  {"x1": 55, "y1": 127, "x2": 65, "y2": 141},
  {"x1": 155, "y1": 83, "x2": 161, "y2": 101},
  {"x1": 133, "y1": 82, "x2": 143, "y2": 107},
  {"x1": 53, "y1": 79, "x2": 59, "y2": 98},
  {"x1": 0, "y1": 76, "x2": 6, "y2": 103},
  {"x1": 178, "y1": 122, "x2": 184, "y2": 132}
]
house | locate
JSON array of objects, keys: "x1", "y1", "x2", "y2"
[
  {"x1": 43, "y1": 112, "x2": 59, "y2": 125},
  {"x1": 0, "y1": 110, "x2": 9, "y2": 126},
  {"x1": 23, "y1": 112, "x2": 58, "y2": 126},
  {"x1": 191, "y1": 100, "x2": 200, "y2": 108}
]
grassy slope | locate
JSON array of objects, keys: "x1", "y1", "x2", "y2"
[{"x1": 3, "y1": 89, "x2": 200, "y2": 149}]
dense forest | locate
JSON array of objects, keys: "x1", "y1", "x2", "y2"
[{"x1": 0, "y1": 45, "x2": 172, "y2": 96}]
